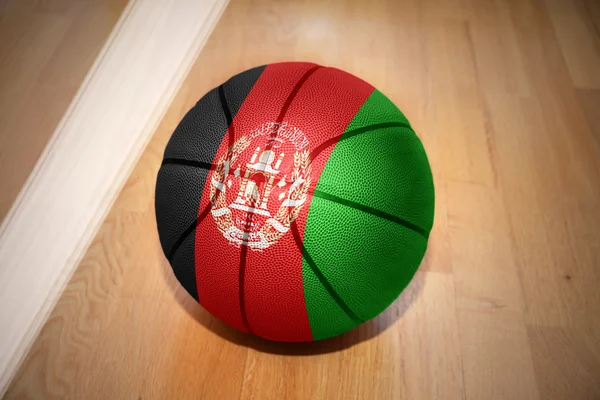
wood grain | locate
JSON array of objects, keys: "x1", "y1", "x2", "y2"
[
  {"x1": 0, "y1": 0, "x2": 229, "y2": 394},
  {"x1": 0, "y1": 0, "x2": 128, "y2": 222},
  {"x1": 5, "y1": 0, "x2": 600, "y2": 398}
]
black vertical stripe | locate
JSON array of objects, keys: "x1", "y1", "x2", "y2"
[
  {"x1": 163, "y1": 65, "x2": 267, "y2": 163},
  {"x1": 155, "y1": 65, "x2": 266, "y2": 301}
]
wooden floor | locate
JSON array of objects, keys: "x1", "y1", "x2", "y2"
[
  {"x1": 6, "y1": 0, "x2": 600, "y2": 398},
  {"x1": 0, "y1": 0, "x2": 127, "y2": 222}
]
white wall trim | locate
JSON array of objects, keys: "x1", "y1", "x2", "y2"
[{"x1": 0, "y1": 0, "x2": 228, "y2": 393}]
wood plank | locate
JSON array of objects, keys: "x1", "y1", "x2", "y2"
[
  {"x1": 576, "y1": 89, "x2": 600, "y2": 147},
  {"x1": 0, "y1": 0, "x2": 229, "y2": 394},
  {"x1": 447, "y1": 181, "x2": 539, "y2": 400},
  {"x1": 465, "y1": 0, "x2": 531, "y2": 96},
  {"x1": 239, "y1": 271, "x2": 464, "y2": 400},
  {"x1": 0, "y1": 0, "x2": 127, "y2": 222},
  {"x1": 545, "y1": 0, "x2": 600, "y2": 89},
  {"x1": 499, "y1": 0, "x2": 600, "y2": 328},
  {"x1": 6, "y1": 0, "x2": 600, "y2": 398},
  {"x1": 528, "y1": 326, "x2": 600, "y2": 399},
  {"x1": 424, "y1": 20, "x2": 496, "y2": 186}
]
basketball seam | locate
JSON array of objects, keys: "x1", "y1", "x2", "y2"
[
  {"x1": 237, "y1": 65, "x2": 322, "y2": 335},
  {"x1": 218, "y1": 84, "x2": 233, "y2": 125},
  {"x1": 161, "y1": 81, "x2": 421, "y2": 335},
  {"x1": 309, "y1": 121, "x2": 413, "y2": 164},
  {"x1": 165, "y1": 83, "x2": 235, "y2": 263},
  {"x1": 159, "y1": 121, "x2": 414, "y2": 174},
  {"x1": 161, "y1": 120, "x2": 424, "y2": 261},
  {"x1": 312, "y1": 189, "x2": 430, "y2": 239},
  {"x1": 290, "y1": 221, "x2": 364, "y2": 325},
  {"x1": 162, "y1": 158, "x2": 213, "y2": 169}
]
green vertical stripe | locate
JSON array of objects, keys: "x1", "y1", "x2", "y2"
[{"x1": 302, "y1": 90, "x2": 434, "y2": 340}]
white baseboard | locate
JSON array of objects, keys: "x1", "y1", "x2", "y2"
[{"x1": 0, "y1": 0, "x2": 229, "y2": 393}]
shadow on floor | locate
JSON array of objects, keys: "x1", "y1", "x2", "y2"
[{"x1": 159, "y1": 241, "x2": 426, "y2": 355}]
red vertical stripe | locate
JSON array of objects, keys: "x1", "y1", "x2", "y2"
[{"x1": 196, "y1": 62, "x2": 373, "y2": 341}]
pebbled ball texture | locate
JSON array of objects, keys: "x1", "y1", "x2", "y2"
[{"x1": 155, "y1": 62, "x2": 434, "y2": 342}]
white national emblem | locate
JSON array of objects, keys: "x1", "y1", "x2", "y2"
[{"x1": 209, "y1": 122, "x2": 311, "y2": 250}]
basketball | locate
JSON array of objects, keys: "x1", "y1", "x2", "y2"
[{"x1": 155, "y1": 62, "x2": 434, "y2": 342}]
